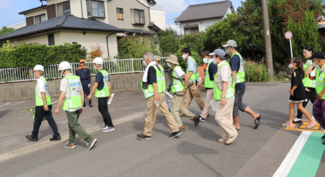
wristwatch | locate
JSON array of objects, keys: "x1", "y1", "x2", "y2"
[{"x1": 222, "y1": 95, "x2": 226, "y2": 98}]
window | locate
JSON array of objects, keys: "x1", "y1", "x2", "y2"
[
  {"x1": 87, "y1": 1, "x2": 105, "y2": 18},
  {"x1": 117, "y1": 8, "x2": 124, "y2": 20},
  {"x1": 184, "y1": 27, "x2": 199, "y2": 35},
  {"x1": 34, "y1": 14, "x2": 46, "y2": 24},
  {"x1": 57, "y1": 1, "x2": 71, "y2": 16},
  {"x1": 48, "y1": 34, "x2": 55, "y2": 46},
  {"x1": 131, "y1": 9, "x2": 145, "y2": 25}
]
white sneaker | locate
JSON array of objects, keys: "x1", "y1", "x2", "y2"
[
  {"x1": 293, "y1": 118, "x2": 302, "y2": 123},
  {"x1": 103, "y1": 126, "x2": 115, "y2": 133},
  {"x1": 102, "y1": 125, "x2": 109, "y2": 130}
]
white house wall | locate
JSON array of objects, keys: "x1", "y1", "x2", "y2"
[
  {"x1": 180, "y1": 18, "x2": 222, "y2": 35},
  {"x1": 25, "y1": 9, "x2": 47, "y2": 19},
  {"x1": 150, "y1": 9, "x2": 166, "y2": 30}
]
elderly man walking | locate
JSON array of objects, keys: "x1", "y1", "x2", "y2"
[{"x1": 137, "y1": 52, "x2": 181, "y2": 140}]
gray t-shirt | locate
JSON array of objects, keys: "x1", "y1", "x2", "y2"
[{"x1": 60, "y1": 73, "x2": 83, "y2": 112}]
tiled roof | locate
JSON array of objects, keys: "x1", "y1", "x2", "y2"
[
  {"x1": 175, "y1": 0, "x2": 233, "y2": 23},
  {"x1": 0, "y1": 14, "x2": 124, "y2": 41}
]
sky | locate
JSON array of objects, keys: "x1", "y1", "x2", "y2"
[{"x1": 0, "y1": 0, "x2": 242, "y2": 28}]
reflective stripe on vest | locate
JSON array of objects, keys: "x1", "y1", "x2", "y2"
[
  {"x1": 204, "y1": 60, "x2": 214, "y2": 88},
  {"x1": 171, "y1": 66, "x2": 185, "y2": 94},
  {"x1": 213, "y1": 62, "x2": 235, "y2": 101},
  {"x1": 316, "y1": 69, "x2": 325, "y2": 99},
  {"x1": 186, "y1": 57, "x2": 199, "y2": 81},
  {"x1": 95, "y1": 70, "x2": 110, "y2": 98},
  {"x1": 231, "y1": 53, "x2": 245, "y2": 84},
  {"x1": 141, "y1": 65, "x2": 166, "y2": 99},
  {"x1": 302, "y1": 60, "x2": 317, "y2": 88},
  {"x1": 62, "y1": 75, "x2": 82, "y2": 110},
  {"x1": 35, "y1": 77, "x2": 52, "y2": 106}
]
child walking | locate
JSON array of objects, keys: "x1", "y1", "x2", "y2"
[{"x1": 283, "y1": 57, "x2": 316, "y2": 128}]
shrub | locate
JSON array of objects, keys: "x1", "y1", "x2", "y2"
[
  {"x1": 180, "y1": 35, "x2": 205, "y2": 54},
  {"x1": 88, "y1": 44, "x2": 104, "y2": 60},
  {"x1": 174, "y1": 45, "x2": 202, "y2": 71},
  {"x1": 117, "y1": 36, "x2": 159, "y2": 59},
  {"x1": 244, "y1": 59, "x2": 270, "y2": 82},
  {"x1": 159, "y1": 35, "x2": 179, "y2": 54}
]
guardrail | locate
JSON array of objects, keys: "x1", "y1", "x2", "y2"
[{"x1": 0, "y1": 57, "x2": 167, "y2": 83}]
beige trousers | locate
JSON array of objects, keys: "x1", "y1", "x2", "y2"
[
  {"x1": 171, "y1": 94, "x2": 195, "y2": 127},
  {"x1": 215, "y1": 98, "x2": 237, "y2": 140},
  {"x1": 183, "y1": 82, "x2": 205, "y2": 111},
  {"x1": 200, "y1": 89, "x2": 214, "y2": 119},
  {"x1": 143, "y1": 93, "x2": 179, "y2": 136}
]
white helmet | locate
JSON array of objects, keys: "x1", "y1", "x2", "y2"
[
  {"x1": 58, "y1": 61, "x2": 71, "y2": 70},
  {"x1": 93, "y1": 57, "x2": 104, "y2": 65},
  {"x1": 33, "y1": 65, "x2": 44, "y2": 72}
]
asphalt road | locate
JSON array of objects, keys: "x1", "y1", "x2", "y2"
[{"x1": 0, "y1": 82, "x2": 324, "y2": 177}]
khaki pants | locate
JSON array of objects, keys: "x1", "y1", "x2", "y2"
[
  {"x1": 143, "y1": 93, "x2": 179, "y2": 136},
  {"x1": 200, "y1": 89, "x2": 214, "y2": 119},
  {"x1": 215, "y1": 98, "x2": 237, "y2": 140},
  {"x1": 171, "y1": 94, "x2": 195, "y2": 127},
  {"x1": 183, "y1": 82, "x2": 205, "y2": 111}
]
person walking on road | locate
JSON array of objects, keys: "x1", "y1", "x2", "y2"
[
  {"x1": 294, "y1": 46, "x2": 317, "y2": 123},
  {"x1": 26, "y1": 65, "x2": 61, "y2": 141},
  {"x1": 154, "y1": 55, "x2": 171, "y2": 112},
  {"x1": 137, "y1": 52, "x2": 181, "y2": 140},
  {"x1": 181, "y1": 48, "x2": 205, "y2": 114},
  {"x1": 76, "y1": 59, "x2": 93, "y2": 107},
  {"x1": 197, "y1": 50, "x2": 218, "y2": 122},
  {"x1": 283, "y1": 57, "x2": 316, "y2": 128},
  {"x1": 311, "y1": 51, "x2": 325, "y2": 144},
  {"x1": 166, "y1": 55, "x2": 200, "y2": 131},
  {"x1": 222, "y1": 40, "x2": 261, "y2": 130},
  {"x1": 212, "y1": 49, "x2": 238, "y2": 145},
  {"x1": 55, "y1": 61, "x2": 97, "y2": 150},
  {"x1": 87, "y1": 57, "x2": 115, "y2": 133}
]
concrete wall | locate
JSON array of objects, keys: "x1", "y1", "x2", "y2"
[
  {"x1": 150, "y1": 9, "x2": 166, "y2": 30},
  {"x1": 0, "y1": 72, "x2": 172, "y2": 102},
  {"x1": 13, "y1": 33, "x2": 49, "y2": 45}
]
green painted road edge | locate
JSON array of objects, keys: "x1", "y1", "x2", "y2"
[{"x1": 288, "y1": 132, "x2": 325, "y2": 177}]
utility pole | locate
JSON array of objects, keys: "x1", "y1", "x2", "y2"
[{"x1": 261, "y1": 0, "x2": 274, "y2": 82}]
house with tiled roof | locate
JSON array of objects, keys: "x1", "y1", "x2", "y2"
[
  {"x1": 175, "y1": 0, "x2": 234, "y2": 35},
  {"x1": 0, "y1": 0, "x2": 164, "y2": 58}
]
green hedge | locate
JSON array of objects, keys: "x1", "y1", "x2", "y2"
[{"x1": 0, "y1": 43, "x2": 86, "y2": 68}]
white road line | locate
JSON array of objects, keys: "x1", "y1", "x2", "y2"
[
  {"x1": 273, "y1": 131, "x2": 311, "y2": 177},
  {"x1": 0, "y1": 102, "x2": 11, "y2": 107},
  {"x1": 52, "y1": 100, "x2": 59, "y2": 104}
]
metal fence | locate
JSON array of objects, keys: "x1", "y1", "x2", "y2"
[{"x1": 0, "y1": 57, "x2": 167, "y2": 83}]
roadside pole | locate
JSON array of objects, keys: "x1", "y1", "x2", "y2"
[{"x1": 261, "y1": 0, "x2": 274, "y2": 82}]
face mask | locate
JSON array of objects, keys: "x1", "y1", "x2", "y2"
[
  {"x1": 288, "y1": 64, "x2": 293, "y2": 69},
  {"x1": 143, "y1": 60, "x2": 147, "y2": 67},
  {"x1": 213, "y1": 58, "x2": 217, "y2": 65},
  {"x1": 182, "y1": 54, "x2": 187, "y2": 60},
  {"x1": 225, "y1": 49, "x2": 230, "y2": 55},
  {"x1": 167, "y1": 63, "x2": 171, "y2": 68},
  {"x1": 93, "y1": 65, "x2": 98, "y2": 70},
  {"x1": 203, "y1": 58, "x2": 208, "y2": 64}
]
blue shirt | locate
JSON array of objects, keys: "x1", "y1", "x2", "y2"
[
  {"x1": 229, "y1": 55, "x2": 246, "y2": 90},
  {"x1": 76, "y1": 67, "x2": 91, "y2": 84},
  {"x1": 95, "y1": 70, "x2": 110, "y2": 90},
  {"x1": 187, "y1": 56, "x2": 197, "y2": 73}
]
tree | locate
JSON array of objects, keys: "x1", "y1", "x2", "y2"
[
  {"x1": 180, "y1": 34, "x2": 205, "y2": 55},
  {"x1": 0, "y1": 27, "x2": 15, "y2": 36},
  {"x1": 159, "y1": 35, "x2": 179, "y2": 54},
  {"x1": 158, "y1": 27, "x2": 177, "y2": 40}
]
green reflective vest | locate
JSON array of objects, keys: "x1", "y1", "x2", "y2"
[
  {"x1": 141, "y1": 65, "x2": 165, "y2": 99},
  {"x1": 231, "y1": 53, "x2": 245, "y2": 84},
  {"x1": 35, "y1": 77, "x2": 52, "y2": 106},
  {"x1": 158, "y1": 65, "x2": 166, "y2": 92},
  {"x1": 302, "y1": 60, "x2": 318, "y2": 88},
  {"x1": 204, "y1": 60, "x2": 214, "y2": 88},
  {"x1": 62, "y1": 75, "x2": 83, "y2": 111},
  {"x1": 315, "y1": 69, "x2": 325, "y2": 100},
  {"x1": 186, "y1": 57, "x2": 199, "y2": 81},
  {"x1": 95, "y1": 70, "x2": 110, "y2": 98},
  {"x1": 213, "y1": 62, "x2": 235, "y2": 101},
  {"x1": 171, "y1": 66, "x2": 185, "y2": 94}
]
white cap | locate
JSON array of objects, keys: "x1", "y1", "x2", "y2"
[
  {"x1": 33, "y1": 65, "x2": 44, "y2": 72},
  {"x1": 93, "y1": 57, "x2": 104, "y2": 65},
  {"x1": 222, "y1": 40, "x2": 237, "y2": 48},
  {"x1": 58, "y1": 61, "x2": 71, "y2": 70}
]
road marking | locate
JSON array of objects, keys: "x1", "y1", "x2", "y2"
[
  {"x1": 285, "y1": 121, "x2": 325, "y2": 133},
  {"x1": 52, "y1": 100, "x2": 58, "y2": 104},
  {"x1": 0, "y1": 111, "x2": 145, "y2": 163},
  {"x1": 0, "y1": 102, "x2": 11, "y2": 107},
  {"x1": 273, "y1": 131, "x2": 311, "y2": 177}
]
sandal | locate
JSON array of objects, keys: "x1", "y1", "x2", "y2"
[
  {"x1": 282, "y1": 122, "x2": 294, "y2": 127},
  {"x1": 306, "y1": 121, "x2": 316, "y2": 129}
]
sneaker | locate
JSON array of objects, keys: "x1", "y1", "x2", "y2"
[
  {"x1": 225, "y1": 134, "x2": 238, "y2": 145},
  {"x1": 193, "y1": 115, "x2": 200, "y2": 127},
  {"x1": 218, "y1": 139, "x2": 226, "y2": 143},
  {"x1": 50, "y1": 136, "x2": 61, "y2": 141},
  {"x1": 179, "y1": 125, "x2": 185, "y2": 131},
  {"x1": 169, "y1": 131, "x2": 181, "y2": 138},
  {"x1": 64, "y1": 142, "x2": 76, "y2": 148},
  {"x1": 87, "y1": 138, "x2": 97, "y2": 150},
  {"x1": 293, "y1": 118, "x2": 302, "y2": 123},
  {"x1": 102, "y1": 126, "x2": 115, "y2": 133},
  {"x1": 26, "y1": 135, "x2": 38, "y2": 141},
  {"x1": 137, "y1": 133, "x2": 152, "y2": 140},
  {"x1": 199, "y1": 116, "x2": 206, "y2": 122}
]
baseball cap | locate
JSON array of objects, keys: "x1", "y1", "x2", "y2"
[
  {"x1": 79, "y1": 59, "x2": 85, "y2": 63},
  {"x1": 222, "y1": 40, "x2": 237, "y2": 48},
  {"x1": 209, "y1": 49, "x2": 226, "y2": 57},
  {"x1": 311, "y1": 51, "x2": 325, "y2": 59}
]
